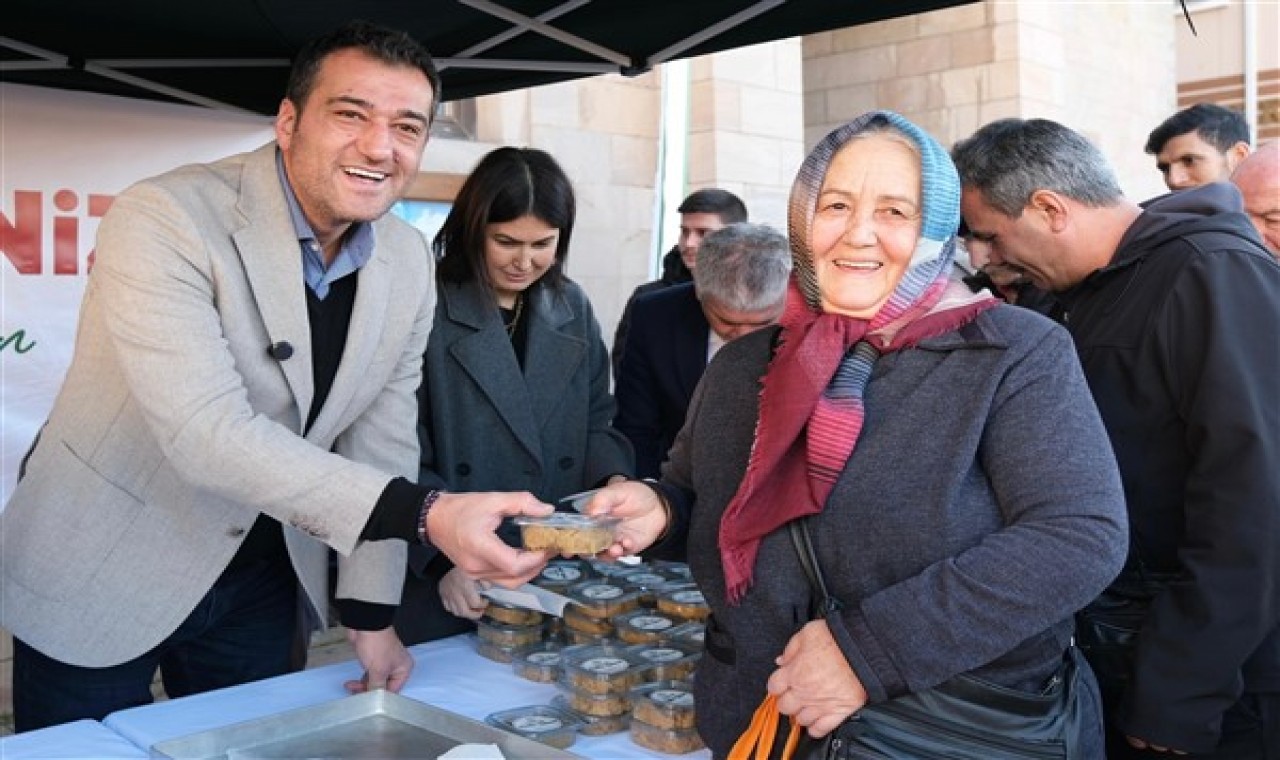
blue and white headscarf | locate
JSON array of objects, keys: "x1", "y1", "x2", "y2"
[
  {"x1": 718, "y1": 110, "x2": 997, "y2": 604},
  {"x1": 788, "y1": 110, "x2": 962, "y2": 319}
]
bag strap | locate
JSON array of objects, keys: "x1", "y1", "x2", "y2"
[
  {"x1": 727, "y1": 693, "x2": 802, "y2": 760},
  {"x1": 728, "y1": 520, "x2": 841, "y2": 760},
  {"x1": 788, "y1": 518, "x2": 842, "y2": 618}
]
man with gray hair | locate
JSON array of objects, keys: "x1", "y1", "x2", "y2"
[
  {"x1": 953, "y1": 117, "x2": 1280, "y2": 759},
  {"x1": 612, "y1": 187, "x2": 749, "y2": 377},
  {"x1": 613, "y1": 222, "x2": 790, "y2": 482}
]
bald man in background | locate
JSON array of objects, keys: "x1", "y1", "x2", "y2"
[{"x1": 1231, "y1": 141, "x2": 1280, "y2": 258}]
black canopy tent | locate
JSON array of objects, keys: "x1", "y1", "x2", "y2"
[{"x1": 3, "y1": 0, "x2": 977, "y2": 116}]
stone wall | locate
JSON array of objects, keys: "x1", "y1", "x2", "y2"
[
  {"x1": 687, "y1": 38, "x2": 805, "y2": 231},
  {"x1": 420, "y1": 40, "x2": 803, "y2": 353},
  {"x1": 1175, "y1": 1, "x2": 1280, "y2": 143},
  {"x1": 803, "y1": 1, "x2": 1174, "y2": 202}
]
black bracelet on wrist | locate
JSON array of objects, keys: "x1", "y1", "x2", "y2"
[{"x1": 417, "y1": 489, "x2": 445, "y2": 546}]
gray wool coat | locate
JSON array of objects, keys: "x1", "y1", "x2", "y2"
[
  {"x1": 657, "y1": 304, "x2": 1129, "y2": 757},
  {"x1": 416, "y1": 277, "x2": 634, "y2": 551}
]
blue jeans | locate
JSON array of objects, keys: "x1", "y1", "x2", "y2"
[{"x1": 13, "y1": 555, "x2": 298, "y2": 733}]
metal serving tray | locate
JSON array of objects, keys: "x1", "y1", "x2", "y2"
[{"x1": 149, "y1": 689, "x2": 583, "y2": 759}]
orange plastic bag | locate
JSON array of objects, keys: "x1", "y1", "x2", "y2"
[{"x1": 728, "y1": 693, "x2": 803, "y2": 760}]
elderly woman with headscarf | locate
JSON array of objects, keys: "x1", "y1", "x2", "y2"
[{"x1": 586, "y1": 111, "x2": 1128, "y2": 758}]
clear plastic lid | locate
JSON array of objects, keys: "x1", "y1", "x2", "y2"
[
  {"x1": 631, "y1": 679, "x2": 696, "y2": 709},
  {"x1": 533, "y1": 558, "x2": 596, "y2": 589},
  {"x1": 484, "y1": 599, "x2": 545, "y2": 627},
  {"x1": 554, "y1": 683, "x2": 632, "y2": 717},
  {"x1": 589, "y1": 558, "x2": 642, "y2": 578},
  {"x1": 476, "y1": 617, "x2": 545, "y2": 648},
  {"x1": 564, "y1": 580, "x2": 643, "y2": 619},
  {"x1": 652, "y1": 559, "x2": 694, "y2": 581},
  {"x1": 613, "y1": 609, "x2": 681, "y2": 644},
  {"x1": 485, "y1": 705, "x2": 582, "y2": 748},
  {"x1": 626, "y1": 641, "x2": 701, "y2": 679},
  {"x1": 550, "y1": 694, "x2": 631, "y2": 736},
  {"x1": 667, "y1": 620, "x2": 706, "y2": 647},
  {"x1": 516, "y1": 513, "x2": 620, "y2": 555},
  {"x1": 561, "y1": 643, "x2": 649, "y2": 694},
  {"x1": 616, "y1": 568, "x2": 670, "y2": 591},
  {"x1": 631, "y1": 679, "x2": 698, "y2": 732},
  {"x1": 656, "y1": 584, "x2": 710, "y2": 620},
  {"x1": 511, "y1": 641, "x2": 565, "y2": 683}
]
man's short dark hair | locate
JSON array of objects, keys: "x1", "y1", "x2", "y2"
[
  {"x1": 1145, "y1": 103, "x2": 1249, "y2": 155},
  {"x1": 286, "y1": 20, "x2": 441, "y2": 120},
  {"x1": 677, "y1": 188, "x2": 748, "y2": 224}
]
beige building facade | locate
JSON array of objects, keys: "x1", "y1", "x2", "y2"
[
  {"x1": 419, "y1": 0, "x2": 1178, "y2": 346},
  {"x1": 1175, "y1": 0, "x2": 1279, "y2": 143},
  {"x1": 804, "y1": 1, "x2": 1176, "y2": 202}
]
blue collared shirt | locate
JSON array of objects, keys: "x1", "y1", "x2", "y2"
[{"x1": 276, "y1": 151, "x2": 375, "y2": 300}]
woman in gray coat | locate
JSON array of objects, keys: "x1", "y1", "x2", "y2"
[
  {"x1": 586, "y1": 112, "x2": 1128, "y2": 758},
  {"x1": 393, "y1": 147, "x2": 633, "y2": 644}
]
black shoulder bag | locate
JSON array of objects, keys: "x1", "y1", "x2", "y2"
[
  {"x1": 1073, "y1": 539, "x2": 1180, "y2": 711},
  {"x1": 785, "y1": 517, "x2": 1102, "y2": 760}
]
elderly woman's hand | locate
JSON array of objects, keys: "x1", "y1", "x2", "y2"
[
  {"x1": 581, "y1": 480, "x2": 669, "y2": 559},
  {"x1": 767, "y1": 619, "x2": 868, "y2": 738}
]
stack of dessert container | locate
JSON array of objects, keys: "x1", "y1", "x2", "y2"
[
  {"x1": 629, "y1": 679, "x2": 704, "y2": 753},
  {"x1": 475, "y1": 600, "x2": 547, "y2": 663},
  {"x1": 555, "y1": 642, "x2": 648, "y2": 736},
  {"x1": 561, "y1": 578, "x2": 642, "y2": 645},
  {"x1": 482, "y1": 554, "x2": 712, "y2": 746}
]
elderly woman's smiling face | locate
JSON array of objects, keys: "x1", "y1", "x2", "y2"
[{"x1": 810, "y1": 133, "x2": 922, "y2": 319}]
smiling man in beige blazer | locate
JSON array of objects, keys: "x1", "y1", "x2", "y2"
[{"x1": 1, "y1": 21, "x2": 553, "y2": 732}]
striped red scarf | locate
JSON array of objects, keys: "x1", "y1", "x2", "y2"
[{"x1": 718, "y1": 111, "x2": 998, "y2": 603}]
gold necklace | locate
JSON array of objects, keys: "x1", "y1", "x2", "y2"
[{"x1": 505, "y1": 293, "x2": 524, "y2": 336}]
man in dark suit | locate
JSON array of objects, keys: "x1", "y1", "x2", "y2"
[
  {"x1": 614, "y1": 223, "x2": 790, "y2": 482},
  {"x1": 611, "y1": 188, "x2": 748, "y2": 376}
]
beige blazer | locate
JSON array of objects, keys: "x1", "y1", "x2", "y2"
[{"x1": 0, "y1": 143, "x2": 434, "y2": 667}]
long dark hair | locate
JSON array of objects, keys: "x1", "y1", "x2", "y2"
[{"x1": 434, "y1": 147, "x2": 574, "y2": 297}]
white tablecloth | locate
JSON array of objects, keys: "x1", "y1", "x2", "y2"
[
  {"x1": 0, "y1": 719, "x2": 147, "y2": 759},
  {"x1": 104, "y1": 634, "x2": 711, "y2": 759}
]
